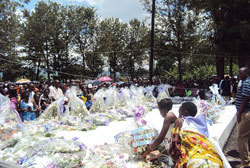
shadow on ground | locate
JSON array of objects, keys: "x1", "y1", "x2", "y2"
[{"x1": 223, "y1": 126, "x2": 241, "y2": 167}]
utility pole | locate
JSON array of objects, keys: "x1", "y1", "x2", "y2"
[{"x1": 149, "y1": 0, "x2": 155, "y2": 84}]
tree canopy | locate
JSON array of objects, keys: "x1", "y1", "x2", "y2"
[{"x1": 1, "y1": 0, "x2": 249, "y2": 81}]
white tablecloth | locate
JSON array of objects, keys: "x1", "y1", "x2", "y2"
[{"x1": 55, "y1": 104, "x2": 236, "y2": 168}]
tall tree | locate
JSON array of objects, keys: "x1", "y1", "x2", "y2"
[
  {"x1": 157, "y1": 0, "x2": 200, "y2": 81},
  {"x1": 187, "y1": 0, "x2": 250, "y2": 76},
  {"x1": 122, "y1": 18, "x2": 148, "y2": 79},
  {"x1": 0, "y1": 0, "x2": 29, "y2": 81},
  {"x1": 21, "y1": 2, "x2": 99, "y2": 80},
  {"x1": 97, "y1": 18, "x2": 127, "y2": 80},
  {"x1": 68, "y1": 5, "x2": 97, "y2": 75}
]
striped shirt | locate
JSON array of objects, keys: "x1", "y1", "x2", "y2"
[{"x1": 235, "y1": 77, "x2": 250, "y2": 112}]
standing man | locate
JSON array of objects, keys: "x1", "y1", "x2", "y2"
[
  {"x1": 235, "y1": 67, "x2": 250, "y2": 168},
  {"x1": 49, "y1": 80, "x2": 64, "y2": 101},
  {"x1": 221, "y1": 76, "x2": 231, "y2": 100}
]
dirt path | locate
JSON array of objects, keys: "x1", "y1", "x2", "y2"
[{"x1": 223, "y1": 125, "x2": 241, "y2": 167}]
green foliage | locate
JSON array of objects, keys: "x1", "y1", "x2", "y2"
[
  {"x1": 1, "y1": 0, "x2": 248, "y2": 81},
  {"x1": 162, "y1": 67, "x2": 178, "y2": 80},
  {"x1": 121, "y1": 18, "x2": 149, "y2": 79},
  {"x1": 192, "y1": 64, "x2": 216, "y2": 79},
  {"x1": 225, "y1": 64, "x2": 239, "y2": 77},
  {"x1": 0, "y1": 0, "x2": 29, "y2": 81},
  {"x1": 97, "y1": 18, "x2": 128, "y2": 79},
  {"x1": 162, "y1": 64, "x2": 216, "y2": 80}
]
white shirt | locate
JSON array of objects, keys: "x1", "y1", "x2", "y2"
[{"x1": 49, "y1": 86, "x2": 64, "y2": 100}]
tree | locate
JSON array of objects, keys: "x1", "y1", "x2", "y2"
[
  {"x1": 21, "y1": 2, "x2": 99, "y2": 80},
  {"x1": 187, "y1": 0, "x2": 250, "y2": 76},
  {"x1": 0, "y1": 0, "x2": 29, "y2": 81},
  {"x1": 97, "y1": 18, "x2": 127, "y2": 80},
  {"x1": 122, "y1": 18, "x2": 149, "y2": 79},
  {"x1": 156, "y1": 0, "x2": 201, "y2": 81},
  {"x1": 21, "y1": 1, "x2": 55, "y2": 81},
  {"x1": 68, "y1": 5, "x2": 97, "y2": 75}
]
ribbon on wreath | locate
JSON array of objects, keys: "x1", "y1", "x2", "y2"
[{"x1": 132, "y1": 106, "x2": 147, "y2": 125}]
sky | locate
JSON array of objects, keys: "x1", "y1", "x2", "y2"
[{"x1": 23, "y1": 0, "x2": 149, "y2": 23}]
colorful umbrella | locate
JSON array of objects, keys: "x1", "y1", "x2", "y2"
[
  {"x1": 16, "y1": 79, "x2": 31, "y2": 84},
  {"x1": 98, "y1": 76, "x2": 112, "y2": 82}
]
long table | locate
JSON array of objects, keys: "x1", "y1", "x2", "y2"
[{"x1": 56, "y1": 104, "x2": 236, "y2": 168}]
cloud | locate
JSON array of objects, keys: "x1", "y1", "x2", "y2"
[
  {"x1": 98, "y1": 0, "x2": 148, "y2": 23},
  {"x1": 68, "y1": 0, "x2": 148, "y2": 23}
]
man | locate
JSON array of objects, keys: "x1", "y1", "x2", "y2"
[
  {"x1": 142, "y1": 98, "x2": 178, "y2": 158},
  {"x1": 235, "y1": 67, "x2": 250, "y2": 168},
  {"x1": 221, "y1": 76, "x2": 231, "y2": 100},
  {"x1": 28, "y1": 84, "x2": 36, "y2": 100},
  {"x1": 49, "y1": 80, "x2": 64, "y2": 101}
]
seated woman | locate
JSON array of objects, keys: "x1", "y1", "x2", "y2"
[
  {"x1": 19, "y1": 91, "x2": 37, "y2": 121},
  {"x1": 169, "y1": 102, "x2": 223, "y2": 168}
]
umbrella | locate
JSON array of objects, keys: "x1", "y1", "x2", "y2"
[
  {"x1": 117, "y1": 81, "x2": 125, "y2": 85},
  {"x1": 84, "y1": 80, "x2": 94, "y2": 84},
  {"x1": 16, "y1": 79, "x2": 31, "y2": 84},
  {"x1": 92, "y1": 80, "x2": 101, "y2": 86},
  {"x1": 98, "y1": 76, "x2": 112, "y2": 82}
]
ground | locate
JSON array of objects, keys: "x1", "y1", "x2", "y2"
[{"x1": 223, "y1": 125, "x2": 241, "y2": 167}]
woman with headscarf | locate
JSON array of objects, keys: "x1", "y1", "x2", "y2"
[{"x1": 169, "y1": 102, "x2": 223, "y2": 168}]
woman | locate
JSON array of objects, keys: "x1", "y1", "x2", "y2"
[
  {"x1": 169, "y1": 102, "x2": 223, "y2": 168},
  {"x1": 8, "y1": 87, "x2": 22, "y2": 123},
  {"x1": 40, "y1": 89, "x2": 52, "y2": 112},
  {"x1": 142, "y1": 98, "x2": 178, "y2": 157},
  {"x1": 34, "y1": 93, "x2": 41, "y2": 117},
  {"x1": 19, "y1": 91, "x2": 37, "y2": 121}
]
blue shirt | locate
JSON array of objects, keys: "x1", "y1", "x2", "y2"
[
  {"x1": 85, "y1": 100, "x2": 92, "y2": 109},
  {"x1": 235, "y1": 77, "x2": 250, "y2": 112}
]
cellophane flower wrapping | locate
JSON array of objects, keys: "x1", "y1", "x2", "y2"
[
  {"x1": 0, "y1": 119, "x2": 87, "y2": 168},
  {"x1": 115, "y1": 106, "x2": 158, "y2": 160},
  {"x1": 156, "y1": 84, "x2": 169, "y2": 102},
  {"x1": 0, "y1": 97, "x2": 20, "y2": 127},
  {"x1": 68, "y1": 86, "x2": 89, "y2": 117},
  {"x1": 89, "y1": 89, "x2": 107, "y2": 113},
  {"x1": 104, "y1": 86, "x2": 118, "y2": 109},
  {"x1": 82, "y1": 143, "x2": 130, "y2": 168},
  {"x1": 39, "y1": 100, "x2": 62, "y2": 120},
  {"x1": 209, "y1": 84, "x2": 226, "y2": 106},
  {"x1": 197, "y1": 99, "x2": 224, "y2": 125},
  {"x1": 143, "y1": 86, "x2": 157, "y2": 109}
]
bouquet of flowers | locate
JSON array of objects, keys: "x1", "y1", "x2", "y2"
[
  {"x1": 83, "y1": 143, "x2": 130, "y2": 168},
  {"x1": 198, "y1": 100, "x2": 224, "y2": 124},
  {"x1": 209, "y1": 84, "x2": 226, "y2": 106},
  {"x1": 68, "y1": 86, "x2": 89, "y2": 118},
  {"x1": 39, "y1": 99, "x2": 64, "y2": 120},
  {"x1": 144, "y1": 86, "x2": 157, "y2": 104},
  {"x1": 0, "y1": 98, "x2": 21, "y2": 127},
  {"x1": 89, "y1": 89, "x2": 107, "y2": 113},
  {"x1": 157, "y1": 85, "x2": 169, "y2": 102},
  {"x1": 104, "y1": 86, "x2": 117, "y2": 109}
]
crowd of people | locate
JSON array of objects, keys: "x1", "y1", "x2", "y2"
[
  {"x1": 0, "y1": 76, "x2": 238, "y2": 122},
  {"x1": 1, "y1": 69, "x2": 250, "y2": 167}
]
